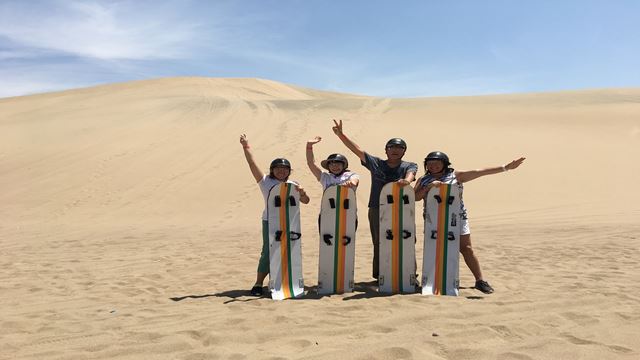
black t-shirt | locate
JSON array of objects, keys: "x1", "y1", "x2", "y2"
[{"x1": 362, "y1": 152, "x2": 418, "y2": 208}]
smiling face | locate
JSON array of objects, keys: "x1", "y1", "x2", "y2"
[
  {"x1": 271, "y1": 165, "x2": 291, "y2": 181},
  {"x1": 425, "y1": 159, "x2": 445, "y2": 175},
  {"x1": 327, "y1": 160, "x2": 346, "y2": 175},
  {"x1": 385, "y1": 145, "x2": 406, "y2": 160}
]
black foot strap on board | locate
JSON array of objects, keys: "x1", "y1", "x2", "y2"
[
  {"x1": 430, "y1": 230, "x2": 456, "y2": 241},
  {"x1": 386, "y1": 230, "x2": 412, "y2": 240},
  {"x1": 323, "y1": 234, "x2": 333, "y2": 245},
  {"x1": 275, "y1": 231, "x2": 302, "y2": 241},
  {"x1": 342, "y1": 236, "x2": 351, "y2": 246},
  {"x1": 386, "y1": 229, "x2": 393, "y2": 240},
  {"x1": 329, "y1": 198, "x2": 336, "y2": 209},
  {"x1": 274, "y1": 195, "x2": 297, "y2": 207},
  {"x1": 433, "y1": 194, "x2": 455, "y2": 205}
]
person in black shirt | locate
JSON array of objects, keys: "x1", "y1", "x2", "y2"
[{"x1": 332, "y1": 119, "x2": 417, "y2": 280}]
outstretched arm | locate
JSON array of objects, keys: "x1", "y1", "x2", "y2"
[
  {"x1": 240, "y1": 134, "x2": 264, "y2": 183},
  {"x1": 306, "y1": 136, "x2": 323, "y2": 181},
  {"x1": 456, "y1": 157, "x2": 526, "y2": 184},
  {"x1": 332, "y1": 119, "x2": 366, "y2": 163}
]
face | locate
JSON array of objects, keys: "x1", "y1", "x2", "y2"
[
  {"x1": 426, "y1": 160, "x2": 445, "y2": 174},
  {"x1": 385, "y1": 145, "x2": 406, "y2": 160},
  {"x1": 271, "y1": 166, "x2": 290, "y2": 181},
  {"x1": 327, "y1": 161, "x2": 345, "y2": 175}
]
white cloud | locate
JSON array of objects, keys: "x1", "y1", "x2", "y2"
[{"x1": 0, "y1": 0, "x2": 201, "y2": 60}]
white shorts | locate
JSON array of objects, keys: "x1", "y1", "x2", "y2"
[{"x1": 461, "y1": 218, "x2": 471, "y2": 235}]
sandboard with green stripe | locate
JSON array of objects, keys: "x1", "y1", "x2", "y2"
[
  {"x1": 378, "y1": 182, "x2": 416, "y2": 294},
  {"x1": 422, "y1": 184, "x2": 461, "y2": 296},
  {"x1": 267, "y1": 182, "x2": 304, "y2": 300},
  {"x1": 317, "y1": 185, "x2": 357, "y2": 295}
]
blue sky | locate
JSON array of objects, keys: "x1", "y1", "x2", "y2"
[{"x1": 1, "y1": 0, "x2": 639, "y2": 98}]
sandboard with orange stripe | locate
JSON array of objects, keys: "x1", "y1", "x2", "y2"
[
  {"x1": 422, "y1": 184, "x2": 461, "y2": 296},
  {"x1": 378, "y1": 183, "x2": 417, "y2": 294},
  {"x1": 317, "y1": 185, "x2": 357, "y2": 295},
  {"x1": 267, "y1": 182, "x2": 304, "y2": 300}
]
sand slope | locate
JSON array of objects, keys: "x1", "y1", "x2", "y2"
[{"x1": 1, "y1": 77, "x2": 639, "y2": 359}]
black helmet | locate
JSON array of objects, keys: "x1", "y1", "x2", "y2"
[
  {"x1": 321, "y1": 153, "x2": 349, "y2": 170},
  {"x1": 269, "y1": 158, "x2": 291, "y2": 169},
  {"x1": 424, "y1": 151, "x2": 451, "y2": 167},
  {"x1": 385, "y1": 138, "x2": 407, "y2": 149}
]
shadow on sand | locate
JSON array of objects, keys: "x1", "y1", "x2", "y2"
[{"x1": 170, "y1": 282, "x2": 485, "y2": 303}]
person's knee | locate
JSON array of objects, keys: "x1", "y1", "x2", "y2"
[
  {"x1": 460, "y1": 244, "x2": 474, "y2": 257},
  {"x1": 459, "y1": 235, "x2": 474, "y2": 256}
]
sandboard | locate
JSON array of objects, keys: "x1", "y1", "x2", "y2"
[
  {"x1": 422, "y1": 184, "x2": 461, "y2": 296},
  {"x1": 267, "y1": 182, "x2": 304, "y2": 300},
  {"x1": 378, "y1": 182, "x2": 416, "y2": 293},
  {"x1": 317, "y1": 185, "x2": 357, "y2": 295}
]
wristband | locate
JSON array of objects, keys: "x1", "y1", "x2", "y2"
[
  {"x1": 502, "y1": 165, "x2": 507, "y2": 172},
  {"x1": 243, "y1": 145, "x2": 250, "y2": 149}
]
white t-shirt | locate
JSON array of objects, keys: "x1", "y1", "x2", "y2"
[
  {"x1": 319, "y1": 171, "x2": 359, "y2": 191},
  {"x1": 258, "y1": 175, "x2": 299, "y2": 220}
]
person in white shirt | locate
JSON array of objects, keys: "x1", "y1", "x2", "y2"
[
  {"x1": 414, "y1": 151, "x2": 525, "y2": 294},
  {"x1": 240, "y1": 134, "x2": 310, "y2": 296},
  {"x1": 306, "y1": 135, "x2": 360, "y2": 191}
]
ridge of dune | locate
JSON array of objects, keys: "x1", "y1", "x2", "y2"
[
  {"x1": 3, "y1": 76, "x2": 640, "y2": 104},
  {"x1": 0, "y1": 77, "x2": 366, "y2": 104}
]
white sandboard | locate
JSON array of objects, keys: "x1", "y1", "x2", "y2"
[
  {"x1": 267, "y1": 182, "x2": 304, "y2": 300},
  {"x1": 378, "y1": 182, "x2": 416, "y2": 293},
  {"x1": 317, "y1": 185, "x2": 357, "y2": 295},
  {"x1": 422, "y1": 184, "x2": 461, "y2": 296}
]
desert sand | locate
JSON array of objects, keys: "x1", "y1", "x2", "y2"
[{"x1": 1, "y1": 77, "x2": 639, "y2": 359}]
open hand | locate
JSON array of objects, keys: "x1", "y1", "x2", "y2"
[
  {"x1": 505, "y1": 157, "x2": 526, "y2": 171},
  {"x1": 307, "y1": 136, "x2": 322, "y2": 146}
]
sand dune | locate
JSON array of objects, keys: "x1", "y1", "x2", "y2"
[{"x1": 1, "y1": 77, "x2": 639, "y2": 359}]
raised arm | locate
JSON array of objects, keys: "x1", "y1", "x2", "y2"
[
  {"x1": 456, "y1": 157, "x2": 526, "y2": 184},
  {"x1": 240, "y1": 134, "x2": 264, "y2": 183},
  {"x1": 306, "y1": 136, "x2": 323, "y2": 181},
  {"x1": 332, "y1": 119, "x2": 366, "y2": 163}
]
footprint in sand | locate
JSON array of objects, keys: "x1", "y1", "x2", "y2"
[
  {"x1": 371, "y1": 325, "x2": 395, "y2": 334},
  {"x1": 288, "y1": 339, "x2": 312, "y2": 348},
  {"x1": 497, "y1": 352, "x2": 535, "y2": 360},
  {"x1": 380, "y1": 347, "x2": 412, "y2": 359}
]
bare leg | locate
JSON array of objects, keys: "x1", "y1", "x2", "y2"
[
  {"x1": 255, "y1": 272, "x2": 268, "y2": 286},
  {"x1": 459, "y1": 234, "x2": 483, "y2": 281}
]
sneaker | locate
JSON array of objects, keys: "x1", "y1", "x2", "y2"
[
  {"x1": 250, "y1": 285, "x2": 263, "y2": 296},
  {"x1": 475, "y1": 280, "x2": 494, "y2": 294}
]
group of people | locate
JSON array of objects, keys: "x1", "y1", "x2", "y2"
[{"x1": 240, "y1": 120, "x2": 526, "y2": 297}]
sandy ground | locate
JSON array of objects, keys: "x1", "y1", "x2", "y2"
[{"x1": 1, "y1": 77, "x2": 639, "y2": 359}]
